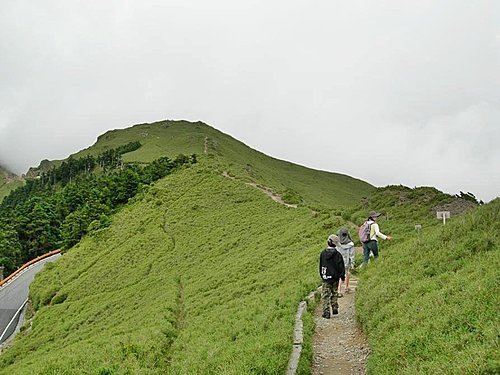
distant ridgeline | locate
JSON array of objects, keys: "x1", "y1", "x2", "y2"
[
  {"x1": 0, "y1": 141, "x2": 196, "y2": 275},
  {"x1": 0, "y1": 165, "x2": 23, "y2": 201}
]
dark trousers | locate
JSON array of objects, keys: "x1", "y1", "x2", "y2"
[{"x1": 363, "y1": 240, "x2": 379, "y2": 265}]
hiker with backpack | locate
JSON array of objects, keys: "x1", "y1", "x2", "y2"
[
  {"x1": 319, "y1": 234, "x2": 346, "y2": 318},
  {"x1": 359, "y1": 211, "x2": 392, "y2": 266},
  {"x1": 336, "y1": 227, "x2": 355, "y2": 296}
]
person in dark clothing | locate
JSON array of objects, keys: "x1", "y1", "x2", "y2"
[{"x1": 319, "y1": 234, "x2": 346, "y2": 318}]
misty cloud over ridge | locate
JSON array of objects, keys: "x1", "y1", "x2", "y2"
[{"x1": 0, "y1": 0, "x2": 499, "y2": 202}]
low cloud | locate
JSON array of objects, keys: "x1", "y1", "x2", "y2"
[{"x1": 0, "y1": 0, "x2": 498, "y2": 202}]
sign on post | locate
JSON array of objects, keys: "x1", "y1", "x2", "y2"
[{"x1": 436, "y1": 211, "x2": 450, "y2": 225}]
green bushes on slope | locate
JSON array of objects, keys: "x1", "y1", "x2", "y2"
[
  {"x1": 0, "y1": 147, "x2": 194, "y2": 275},
  {"x1": 356, "y1": 199, "x2": 500, "y2": 374},
  {"x1": 0, "y1": 161, "x2": 339, "y2": 374}
]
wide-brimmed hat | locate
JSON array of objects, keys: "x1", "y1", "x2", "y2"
[
  {"x1": 369, "y1": 211, "x2": 382, "y2": 219},
  {"x1": 337, "y1": 227, "x2": 352, "y2": 244}
]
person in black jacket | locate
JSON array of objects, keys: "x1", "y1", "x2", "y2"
[{"x1": 319, "y1": 234, "x2": 346, "y2": 318}]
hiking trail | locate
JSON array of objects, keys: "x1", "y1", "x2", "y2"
[
  {"x1": 204, "y1": 136, "x2": 209, "y2": 155},
  {"x1": 312, "y1": 271, "x2": 369, "y2": 374},
  {"x1": 204, "y1": 137, "x2": 296, "y2": 208},
  {"x1": 222, "y1": 171, "x2": 297, "y2": 208}
]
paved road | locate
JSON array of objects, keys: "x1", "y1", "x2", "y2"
[{"x1": 0, "y1": 254, "x2": 60, "y2": 344}]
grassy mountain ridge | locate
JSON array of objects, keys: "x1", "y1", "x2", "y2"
[
  {"x1": 28, "y1": 120, "x2": 375, "y2": 208},
  {"x1": 0, "y1": 112, "x2": 378, "y2": 372},
  {"x1": 0, "y1": 160, "x2": 335, "y2": 373},
  {"x1": 1, "y1": 120, "x2": 495, "y2": 374}
]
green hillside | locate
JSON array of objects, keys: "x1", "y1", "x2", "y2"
[
  {"x1": 354, "y1": 189, "x2": 499, "y2": 374},
  {"x1": 30, "y1": 120, "x2": 375, "y2": 208},
  {"x1": 1, "y1": 121, "x2": 496, "y2": 374},
  {"x1": 0, "y1": 121, "x2": 372, "y2": 373},
  {"x1": 0, "y1": 165, "x2": 23, "y2": 201},
  {"x1": 0, "y1": 160, "x2": 337, "y2": 374}
]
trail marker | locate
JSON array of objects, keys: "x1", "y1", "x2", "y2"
[
  {"x1": 415, "y1": 224, "x2": 422, "y2": 243},
  {"x1": 436, "y1": 211, "x2": 450, "y2": 225}
]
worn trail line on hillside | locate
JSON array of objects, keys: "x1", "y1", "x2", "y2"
[
  {"x1": 312, "y1": 275, "x2": 369, "y2": 374},
  {"x1": 246, "y1": 182, "x2": 298, "y2": 208},
  {"x1": 203, "y1": 136, "x2": 297, "y2": 208},
  {"x1": 164, "y1": 277, "x2": 185, "y2": 368},
  {"x1": 222, "y1": 171, "x2": 297, "y2": 208}
]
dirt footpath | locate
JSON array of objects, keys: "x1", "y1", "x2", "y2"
[{"x1": 311, "y1": 276, "x2": 370, "y2": 374}]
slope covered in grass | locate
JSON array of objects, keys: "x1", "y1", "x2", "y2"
[
  {"x1": 356, "y1": 198, "x2": 499, "y2": 374},
  {"x1": 3, "y1": 121, "x2": 493, "y2": 374},
  {"x1": 30, "y1": 120, "x2": 375, "y2": 208},
  {"x1": 349, "y1": 185, "x2": 479, "y2": 239},
  {"x1": 0, "y1": 165, "x2": 23, "y2": 202},
  {"x1": 0, "y1": 159, "x2": 344, "y2": 374}
]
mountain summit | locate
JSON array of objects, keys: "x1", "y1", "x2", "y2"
[{"x1": 29, "y1": 120, "x2": 375, "y2": 208}]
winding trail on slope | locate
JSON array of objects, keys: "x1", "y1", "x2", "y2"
[
  {"x1": 212, "y1": 123, "x2": 368, "y2": 372},
  {"x1": 222, "y1": 171, "x2": 297, "y2": 208},
  {"x1": 204, "y1": 136, "x2": 296, "y2": 208},
  {"x1": 245, "y1": 181, "x2": 298, "y2": 208}
]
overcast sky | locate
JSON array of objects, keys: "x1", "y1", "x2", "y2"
[{"x1": 1, "y1": 0, "x2": 499, "y2": 202}]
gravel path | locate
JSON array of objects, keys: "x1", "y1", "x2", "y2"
[{"x1": 311, "y1": 276, "x2": 370, "y2": 374}]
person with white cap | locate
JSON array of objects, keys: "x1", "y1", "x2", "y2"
[
  {"x1": 362, "y1": 211, "x2": 392, "y2": 266},
  {"x1": 319, "y1": 234, "x2": 346, "y2": 318}
]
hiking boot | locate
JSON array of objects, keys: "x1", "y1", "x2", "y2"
[
  {"x1": 322, "y1": 310, "x2": 330, "y2": 319},
  {"x1": 332, "y1": 307, "x2": 339, "y2": 315}
]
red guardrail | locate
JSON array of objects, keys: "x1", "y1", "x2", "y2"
[{"x1": 0, "y1": 249, "x2": 61, "y2": 288}]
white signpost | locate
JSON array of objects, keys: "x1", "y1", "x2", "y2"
[
  {"x1": 436, "y1": 211, "x2": 451, "y2": 225},
  {"x1": 415, "y1": 224, "x2": 422, "y2": 243}
]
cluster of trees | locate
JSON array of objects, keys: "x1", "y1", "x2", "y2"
[
  {"x1": 38, "y1": 141, "x2": 142, "y2": 186},
  {"x1": 455, "y1": 191, "x2": 484, "y2": 205},
  {"x1": 0, "y1": 144, "x2": 196, "y2": 276}
]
